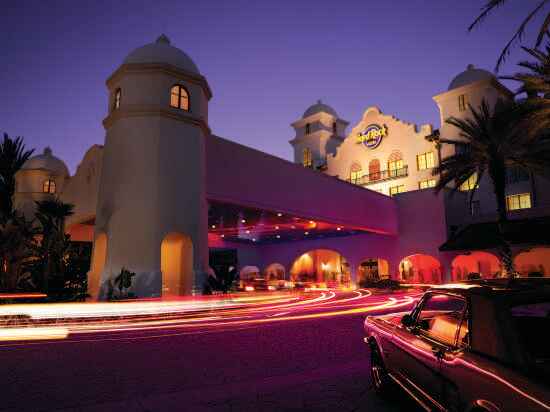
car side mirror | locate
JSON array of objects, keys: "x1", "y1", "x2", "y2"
[{"x1": 401, "y1": 314, "x2": 414, "y2": 327}]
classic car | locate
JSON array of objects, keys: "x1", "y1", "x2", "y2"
[{"x1": 364, "y1": 278, "x2": 550, "y2": 412}]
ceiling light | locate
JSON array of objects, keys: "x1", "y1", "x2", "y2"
[
  {"x1": 337, "y1": 227, "x2": 342, "y2": 231},
  {"x1": 305, "y1": 232, "x2": 309, "y2": 235},
  {"x1": 277, "y1": 213, "x2": 282, "y2": 217},
  {"x1": 211, "y1": 225, "x2": 216, "y2": 229},
  {"x1": 241, "y1": 219, "x2": 246, "y2": 223},
  {"x1": 275, "y1": 226, "x2": 279, "y2": 230}
]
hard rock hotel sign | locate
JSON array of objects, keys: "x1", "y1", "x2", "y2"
[{"x1": 356, "y1": 124, "x2": 387, "y2": 149}]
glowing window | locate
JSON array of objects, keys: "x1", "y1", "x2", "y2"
[
  {"x1": 419, "y1": 179, "x2": 436, "y2": 189},
  {"x1": 302, "y1": 148, "x2": 312, "y2": 168},
  {"x1": 305, "y1": 123, "x2": 311, "y2": 135},
  {"x1": 507, "y1": 193, "x2": 532, "y2": 211},
  {"x1": 350, "y1": 163, "x2": 362, "y2": 184},
  {"x1": 389, "y1": 184, "x2": 405, "y2": 196},
  {"x1": 458, "y1": 94, "x2": 468, "y2": 112},
  {"x1": 417, "y1": 152, "x2": 435, "y2": 170},
  {"x1": 388, "y1": 159, "x2": 404, "y2": 177},
  {"x1": 459, "y1": 173, "x2": 479, "y2": 191},
  {"x1": 113, "y1": 88, "x2": 121, "y2": 110},
  {"x1": 43, "y1": 179, "x2": 56, "y2": 194},
  {"x1": 170, "y1": 85, "x2": 189, "y2": 111}
]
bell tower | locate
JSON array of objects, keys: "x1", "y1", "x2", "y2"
[
  {"x1": 289, "y1": 100, "x2": 348, "y2": 169},
  {"x1": 89, "y1": 35, "x2": 212, "y2": 299}
]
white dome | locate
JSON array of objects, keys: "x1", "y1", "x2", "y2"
[
  {"x1": 448, "y1": 64, "x2": 495, "y2": 90},
  {"x1": 21, "y1": 147, "x2": 69, "y2": 176},
  {"x1": 303, "y1": 100, "x2": 338, "y2": 118},
  {"x1": 123, "y1": 34, "x2": 200, "y2": 75}
]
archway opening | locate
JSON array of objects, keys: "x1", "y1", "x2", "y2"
[
  {"x1": 290, "y1": 249, "x2": 351, "y2": 288},
  {"x1": 451, "y1": 251, "x2": 501, "y2": 280},
  {"x1": 161, "y1": 233, "x2": 193, "y2": 296},
  {"x1": 399, "y1": 254, "x2": 442, "y2": 284},
  {"x1": 264, "y1": 263, "x2": 286, "y2": 283},
  {"x1": 358, "y1": 258, "x2": 389, "y2": 286},
  {"x1": 514, "y1": 248, "x2": 550, "y2": 277},
  {"x1": 89, "y1": 233, "x2": 107, "y2": 299}
]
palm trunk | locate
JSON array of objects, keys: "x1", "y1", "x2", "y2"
[{"x1": 491, "y1": 165, "x2": 516, "y2": 278}]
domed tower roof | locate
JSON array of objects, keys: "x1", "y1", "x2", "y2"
[
  {"x1": 21, "y1": 147, "x2": 69, "y2": 176},
  {"x1": 448, "y1": 64, "x2": 495, "y2": 90},
  {"x1": 302, "y1": 99, "x2": 338, "y2": 118},
  {"x1": 123, "y1": 34, "x2": 200, "y2": 75}
]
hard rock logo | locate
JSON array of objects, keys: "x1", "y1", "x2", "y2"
[{"x1": 356, "y1": 124, "x2": 387, "y2": 149}]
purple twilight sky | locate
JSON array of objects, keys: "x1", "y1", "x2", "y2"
[{"x1": 0, "y1": 0, "x2": 540, "y2": 173}]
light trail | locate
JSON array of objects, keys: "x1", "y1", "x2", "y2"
[{"x1": 0, "y1": 289, "x2": 420, "y2": 344}]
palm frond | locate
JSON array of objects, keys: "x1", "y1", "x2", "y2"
[
  {"x1": 469, "y1": 0, "x2": 510, "y2": 31},
  {"x1": 494, "y1": 1, "x2": 549, "y2": 71}
]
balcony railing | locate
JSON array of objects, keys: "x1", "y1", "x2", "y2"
[{"x1": 349, "y1": 165, "x2": 408, "y2": 186}]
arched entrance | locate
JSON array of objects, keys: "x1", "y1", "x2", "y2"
[
  {"x1": 399, "y1": 254, "x2": 443, "y2": 284},
  {"x1": 264, "y1": 263, "x2": 285, "y2": 282},
  {"x1": 89, "y1": 232, "x2": 107, "y2": 299},
  {"x1": 514, "y1": 247, "x2": 550, "y2": 277},
  {"x1": 160, "y1": 233, "x2": 193, "y2": 296},
  {"x1": 451, "y1": 252, "x2": 500, "y2": 280},
  {"x1": 290, "y1": 249, "x2": 351, "y2": 288},
  {"x1": 358, "y1": 258, "x2": 389, "y2": 286}
]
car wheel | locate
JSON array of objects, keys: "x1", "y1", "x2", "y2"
[{"x1": 370, "y1": 344, "x2": 392, "y2": 396}]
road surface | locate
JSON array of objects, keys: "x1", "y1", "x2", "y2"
[{"x1": 0, "y1": 289, "x2": 421, "y2": 411}]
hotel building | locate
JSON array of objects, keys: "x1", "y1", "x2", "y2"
[{"x1": 13, "y1": 36, "x2": 550, "y2": 299}]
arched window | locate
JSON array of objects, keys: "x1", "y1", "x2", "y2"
[
  {"x1": 305, "y1": 123, "x2": 311, "y2": 135},
  {"x1": 170, "y1": 85, "x2": 189, "y2": 111},
  {"x1": 368, "y1": 159, "x2": 380, "y2": 181},
  {"x1": 350, "y1": 163, "x2": 362, "y2": 184},
  {"x1": 43, "y1": 179, "x2": 56, "y2": 194},
  {"x1": 302, "y1": 148, "x2": 313, "y2": 168},
  {"x1": 387, "y1": 150, "x2": 404, "y2": 177},
  {"x1": 113, "y1": 88, "x2": 121, "y2": 111}
]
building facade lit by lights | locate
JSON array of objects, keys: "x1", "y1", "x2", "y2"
[{"x1": 14, "y1": 36, "x2": 550, "y2": 299}]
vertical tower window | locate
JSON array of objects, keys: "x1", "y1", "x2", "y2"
[
  {"x1": 458, "y1": 94, "x2": 468, "y2": 112},
  {"x1": 305, "y1": 123, "x2": 311, "y2": 135},
  {"x1": 302, "y1": 148, "x2": 312, "y2": 168},
  {"x1": 170, "y1": 85, "x2": 189, "y2": 111},
  {"x1": 332, "y1": 122, "x2": 337, "y2": 133},
  {"x1": 113, "y1": 88, "x2": 121, "y2": 111},
  {"x1": 43, "y1": 179, "x2": 56, "y2": 194}
]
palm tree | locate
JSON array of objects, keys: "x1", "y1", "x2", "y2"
[
  {"x1": 0, "y1": 212, "x2": 36, "y2": 291},
  {"x1": 34, "y1": 199, "x2": 74, "y2": 294},
  {"x1": 502, "y1": 44, "x2": 550, "y2": 142},
  {"x1": 0, "y1": 133, "x2": 34, "y2": 221},
  {"x1": 432, "y1": 98, "x2": 550, "y2": 276},
  {"x1": 469, "y1": 0, "x2": 550, "y2": 70}
]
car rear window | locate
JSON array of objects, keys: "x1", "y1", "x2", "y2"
[{"x1": 511, "y1": 302, "x2": 550, "y2": 361}]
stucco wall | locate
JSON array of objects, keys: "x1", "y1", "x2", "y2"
[{"x1": 206, "y1": 134, "x2": 398, "y2": 236}]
